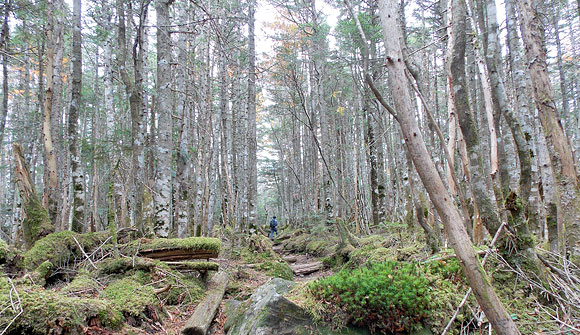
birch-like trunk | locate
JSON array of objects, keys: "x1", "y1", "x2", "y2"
[
  {"x1": 153, "y1": 0, "x2": 174, "y2": 237},
  {"x1": 247, "y1": 0, "x2": 258, "y2": 227},
  {"x1": 69, "y1": 0, "x2": 84, "y2": 232}
]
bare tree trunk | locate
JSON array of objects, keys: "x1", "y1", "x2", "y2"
[
  {"x1": 153, "y1": 0, "x2": 174, "y2": 237},
  {"x1": 376, "y1": 1, "x2": 520, "y2": 333},
  {"x1": 247, "y1": 0, "x2": 257, "y2": 227},
  {"x1": 42, "y1": 0, "x2": 60, "y2": 224},
  {"x1": 69, "y1": 0, "x2": 84, "y2": 232},
  {"x1": 0, "y1": 0, "x2": 10, "y2": 152},
  {"x1": 515, "y1": 0, "x2": 580, "y2": 258}
]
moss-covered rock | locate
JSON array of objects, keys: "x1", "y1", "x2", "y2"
[
  {"x1": 0, "y1": 275, "x2": 123, "y2": 334},
  {"x1": 23, "y1": 231, "x2": 110, "y2": 270}
]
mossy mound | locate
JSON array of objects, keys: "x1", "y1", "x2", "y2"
[
  {"x1": 23, "y1": 231, "x2": 110, "y2": 270},
  {"x1": 61, "y1": 269, "x2": 102, "y2": 297},
  {"x1": 259, "y1": 260, "x2": 294, "y2": 280},
  {"x1": 95, "y1": 256, "x2": 158, "y2": 276},
  {"x1": 0, "y1": 275, "x2": 123, "y2": 334},
  {"x1": 281, "y1": 229, "x2": 339, "y2": 257},
  {"x1": 101, "y1": 277, "x2": 157, "y2": 317},
  {"x1": 22, "y1": 197, "x2": 54, "y2": 249}
]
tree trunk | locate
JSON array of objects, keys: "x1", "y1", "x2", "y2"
[
  {"x1": 42, "y1": 0, "x2": 60, "y2": 224},
  {"x1": 13, "y1": 143, "x2": 54, "y2": 249},
  {"x1": 153, "y1": 0, "x2": 174, "y2": 237},
  {"x1": 0, "y1": 0, "x2": 10, "y2": 152},
  {"x1": 69, "y1": 0, "x2": 84, "y2": 232},
  {"x1": 247, "y1": 0, "x2": 258, "y2": 228},
  {"x1": 515, "y1": 0, "x2": 580, "y2": 258},
  {"x1": 448, "y1": 0, "x2": 502, "y2": 238},
  {"x1": 376, "y1": 1, "x2": 520, "y2": 333}
]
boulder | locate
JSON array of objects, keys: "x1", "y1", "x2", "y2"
[{"x1": 225, "y1": 278, "x2": 370, "y2": 335}]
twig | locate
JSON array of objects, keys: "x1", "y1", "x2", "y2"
[
  {"x1": 441, "y1": 222, "x2": 506, "y2": 335},
  {"x1": 72, "y1": 236, "x2": 97, "y2": 270}
]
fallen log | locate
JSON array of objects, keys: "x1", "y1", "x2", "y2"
[
  {"x1": 139, "y1": 249, "x2": 219, "y2": 261},
  {"x1": 182, "y1": 271, "x2": 229, "y2": 335},
  {"x1": 165, "y1": 261, "x2": 220, "y2": 272},
  {"x1": 291, "y1": 261, "x2": 323, "y2": 276}
]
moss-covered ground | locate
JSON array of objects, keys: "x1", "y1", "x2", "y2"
[{"x1": 0, "y1": 232, "x2": 216, "y2": 334}]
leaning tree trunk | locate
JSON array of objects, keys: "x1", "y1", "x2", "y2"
[
  {"x1": 13, "y1": 143, "x2": 54, "y2": 249},
  {"x1": 69, "y1": 0, "x2": 84, "y2": 232},
  {"x1": 515, "y1": 0, "x2": 580, "y2": 258},
  {"x1": 153, "y1": 0, "x2": 174, "y2": 237},
  {"x1": 375, "y1": 0, "x2": 520, "y2": 333}
]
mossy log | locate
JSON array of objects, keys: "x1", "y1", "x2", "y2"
[
  {"x1": 182, "y1": 271, "x2": 229, "y2": 335},
  {"x1": 132, "y1": 237, "x2": 221, "y2": 261},
  {"x1": 165, "y1": 261, "x2": 219, "y2": 272},
  {"x1": 291, "y1": 261, "x2": 323, "y2": 276},
  {"x1": 13, "y1": 143, "x2": 54, "y2": 249}
]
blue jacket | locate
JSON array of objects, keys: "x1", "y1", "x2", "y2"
[{"x1": 269, "y1": 219, "x2": 278, "y2": 229}]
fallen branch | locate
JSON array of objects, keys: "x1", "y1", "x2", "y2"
[
  {"x1": 73, "y1": 236, "x2": 97, "y2": 270},
  {"x1": 154, "y1": 284, "x2": 172, "y2": 295}
]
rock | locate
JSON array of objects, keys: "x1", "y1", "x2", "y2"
[{"x1": 225, "y1": 278, "x2": 371, "y2": 335}]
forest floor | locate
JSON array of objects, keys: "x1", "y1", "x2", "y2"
[{"x1": 110, "y1": 234, "x2": 331, "y2": 335}]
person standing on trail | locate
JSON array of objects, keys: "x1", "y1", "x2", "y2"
[{"x1": 269, "y1": 216, "x2": 278, "y2": 240}]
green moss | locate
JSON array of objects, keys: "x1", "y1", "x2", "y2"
[
  {"x1": 0, "y1": 239, "x2": 20, "y2": 268},
  {"x1": 61, "y1": 270, "x2": 102, "y2": 297},
  {"x1": 23, "y1": 231, "x2": 110, "y2": 270},
  {"x1": 126, "y1": 237, "x2": 221, "y2": 254},
  {"x1": 101, "y1": 277, "x2": 156, "y2": 317},
  {"x1": 164, "y1": 273, "x2": 204, "y2": 305},
  {"x1": 259, "y1": 261, "x2": 294, "y2": 280},
  {"x1": 239, "y1": 247, "x2": 272, "y2": 264},
  {"x1": 96, "y1": 257, "x2": 158, "y2": 276},
  {"x1": 0, "y1": 275, "x2": 123, "y2": 334},
  {"x1": 22, "y1": 197, "x2": 54, "y2": 249}
]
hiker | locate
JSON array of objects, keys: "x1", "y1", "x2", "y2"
[{"x1": 269, "y1": 216, "x2": 278, "y2": 240}]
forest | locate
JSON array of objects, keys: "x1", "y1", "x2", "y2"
[{"x1": 0, "y1": 0, "x2": 580, "y2": 334}]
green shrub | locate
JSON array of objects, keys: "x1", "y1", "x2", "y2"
[{"x1": 308, "y1": 261, "x2": 431, "y2": 334}]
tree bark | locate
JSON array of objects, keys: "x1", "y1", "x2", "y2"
[
  {"x1": 153, "y1": 0, "x2": 174, "y2": 237},
  {"x1": 13, "y1": 143, "x2": 54, "y2": 249},
  {"x1": 42, "y1": 0, "x2": 60, "y2": 224},
  {"x1": 247, "y1": 0, "x2": 258, "y2": 228},
  {"x1": 69, "y1": 0, "x2": 84, "y2": 232},
  {"x1": 375, "y1": 1, "x2": 520, "y2": 333},
  {"x1": 515, "y1": 0, "x2": 580, "y2": 258}
]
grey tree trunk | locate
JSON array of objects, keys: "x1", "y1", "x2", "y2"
[
  {"x1": 247, "y1": 0, "x2": 257, "y2": 227},
  {"x1": 515, "y1": 0, "x2": 580, "y2": 258},
  {"x1": 69, "y1": 0, "x2": 84, "y2": 232},
  {"x1": 153, "y1": 0, "x2": 174, "y2": 237}
]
